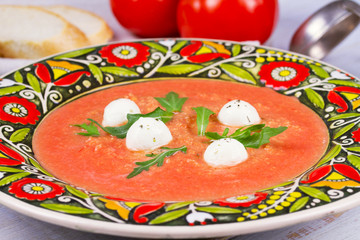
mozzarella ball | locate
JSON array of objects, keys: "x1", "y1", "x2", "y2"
[
  {"x1": 204, "y1": 138, "x2": 248, "y2": 167},
  {"x1": 102, "y1": 98, "x2": 141, "y2": 127},
  {"x1": 126, "y1": 117, "x2": 173, "y2": 151},
  {"x1": 218, "y1": 100, "x2": 260, "y2": 126}
]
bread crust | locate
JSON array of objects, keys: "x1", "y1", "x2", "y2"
[
  {"x1": 0, "y1": 5, "x2": 91, "y2": 59},
  {"x1": 45, "y1": 5, "x2": 113, "y2": 45}
]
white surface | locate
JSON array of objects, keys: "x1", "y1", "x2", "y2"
[{"x1": 1, "y1": 0, "x2": 360, "y2": 239}]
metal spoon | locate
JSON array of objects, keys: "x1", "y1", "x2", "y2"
[{"x1": 289, "y1": 0, "x2": 360, "y2": 59}]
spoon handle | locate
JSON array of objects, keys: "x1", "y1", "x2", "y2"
[{"x1": 343, "y1": 0, "x2": 360, "y2": 17}]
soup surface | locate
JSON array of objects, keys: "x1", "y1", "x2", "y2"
[{"x1": 33, "y1": 79, "x2": 329, "y2": 201}]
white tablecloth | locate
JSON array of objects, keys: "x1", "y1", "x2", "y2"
[{"x1": 0, "y1": 0, "x2": 360, "y2": 239}]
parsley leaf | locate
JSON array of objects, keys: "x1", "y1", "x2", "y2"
[
  {"x1": 192, "y1": 107, "x2": 215, "y2": 136},
  {"x1": 205, "y1": 124, "x2": 287, "y2": 148},
  {"x1": 88, "y1": 107, "x2": 174, "y2": 139},
  {"x1": 127, "y1": 146, "x2": 187, "y2": 178},
  {"x1": 154, "y1": 92, "x2": 188, "y2": 112},
  {"x1": 74, "y1": 122, "x2": 100, "y2": 136}
]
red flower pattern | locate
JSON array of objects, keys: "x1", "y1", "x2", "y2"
[
  {"x1": 0, "y1": 96, "x2": 40, "y2": 125},
  {"x1": 9, "y1": 178, "x2": 65, "y2": 201},
  {"x1": 302, "y1": 164, "x2": 360, "y2": 184},
  {"x1": 327, "y1": 86, "x2": 360, "y2": 113},
  {"x1": 352, "y1": 129, "x2": 360, "y2": 143},
  {"x1": 34, "y1": 62, "x2": 91, "y2": 86},
  {"x1": 214, "y1": 192, "x2": 268, "y2": 208},
  {"x1": 258, "y1": 61, "x2": 310, "y2": 90},
  {"x1": 179, "y1": 40, "x2": 231, "y2": 63},
  {"x1": 0, "y1": 141, "x2": 25, "y2": 166},
  {"x1": 99, "y1": 42, "x2": 150, "y2": 67}
]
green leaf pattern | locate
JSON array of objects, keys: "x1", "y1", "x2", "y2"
[{"x1": 0, "y1": 40, "x2": 360, "y2": 226}]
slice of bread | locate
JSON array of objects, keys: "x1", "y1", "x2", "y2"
[
  {"x1": 0, "y1": 5, "x2": 90, "y2": 59},
  {"x1": 45, "y1": 5, "x2": 113, "y2": 45}
]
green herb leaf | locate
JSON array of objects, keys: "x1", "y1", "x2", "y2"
[
  {"x1": 89, "y1": 107, "x2": 174, "y2": 139},
  {"x1": 154, "y1": 92, "x2": 188, "y2": 112},
  {"x1": 230, "y1": 124, "x2": 264, "y2": 141},
  {"x1": 242, "y1": 126, "x2": 288, "y2": 148},
  {"x1": 127, "y1": 146, "x2": 187, "y2": 179},
  {"x1": 205, "y1": 131, "x2": 223, "y2": 140},
  {"x1": 74, "y1": 122, "x2": 100, "y2": 137},
  {"x1": 205, "y1": 124, "x2": 287, "y2": 149},
  {"x1": 192, "y1": 107, "x2": 215, "y2": 136},
  {"x1": 222, "y1": 128, "x2": 229, "y2": 137}
]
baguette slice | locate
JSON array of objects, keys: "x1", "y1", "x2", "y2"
[
  {"x1": 0, "y1": 5, "x2": 89, "y2": 59},
  {"x1": 45, "y1": 5, "x2": 113, "y2": 45}
]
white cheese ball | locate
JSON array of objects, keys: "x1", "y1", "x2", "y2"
[
  {"x1": 218, "y1": 100, "x2": 261, "y2": 126},
  {"x1": 204, "y1": 138, "x2": 248, "y2": 167},
  {"x1": 126, "y1": 117, "x2": 173, "y2": 151},
  {"x1": 102, "y1": 98, "x2": 141, "y2": 127}
]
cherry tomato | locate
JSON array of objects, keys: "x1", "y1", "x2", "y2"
[
  {"x1": 177, "y1": 0, "x2": 279, "y2": 44},
  {"x1": 110, "y1": 0, "x2": 180, "y2": 38}
]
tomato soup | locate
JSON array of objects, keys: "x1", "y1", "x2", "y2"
[{"x1": 33, "y1": 79, "x2": 329, "y2": 201}]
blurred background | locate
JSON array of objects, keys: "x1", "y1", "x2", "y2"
[{"x1": 0, "y1": 0, "x2": 359, "y2": 76}]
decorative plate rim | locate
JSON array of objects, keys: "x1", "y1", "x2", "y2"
[
  {"x1": 0, "y1": 191, "x2": 359, "y2": 238},
  {"x1": 1, "y1": 38, "x2": 360, "y2": 238}
]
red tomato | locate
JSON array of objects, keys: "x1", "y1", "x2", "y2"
[
  {"x1": 110, "y1": 0, "x2": 180, "y2": 38},
  {"x1": 177, "y1": 0, "x2": 279, "y2": 44}
]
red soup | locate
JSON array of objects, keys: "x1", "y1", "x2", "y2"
[{"x1": 33, "y1": 79, "x2": 329, "y2": 201}]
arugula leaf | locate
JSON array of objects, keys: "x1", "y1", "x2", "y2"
[
  {"x1": 241, "y1": 126, "x2": 287, "y2": 148},
  {"x1": 74, "y1": 122, "x2": 100, "y2": 136},
  {"x1": 205, "y1": 124, "x2": 287, "y2": 149},
  {"x1": 192, "y1": 107, "x2": 215, "y2": 136},
  {"x1": 230, "y1": 124, "x2": 265, "y2": 142},
  {"x1": 127, "y1": 146, "x2": 187, "y2": 178},
  {"x1": 88, "y1": 107, "x2": 174, "y2": 139},
  {"x1": 155, "y1": 92, "x2": 188, "y2": 112}
]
